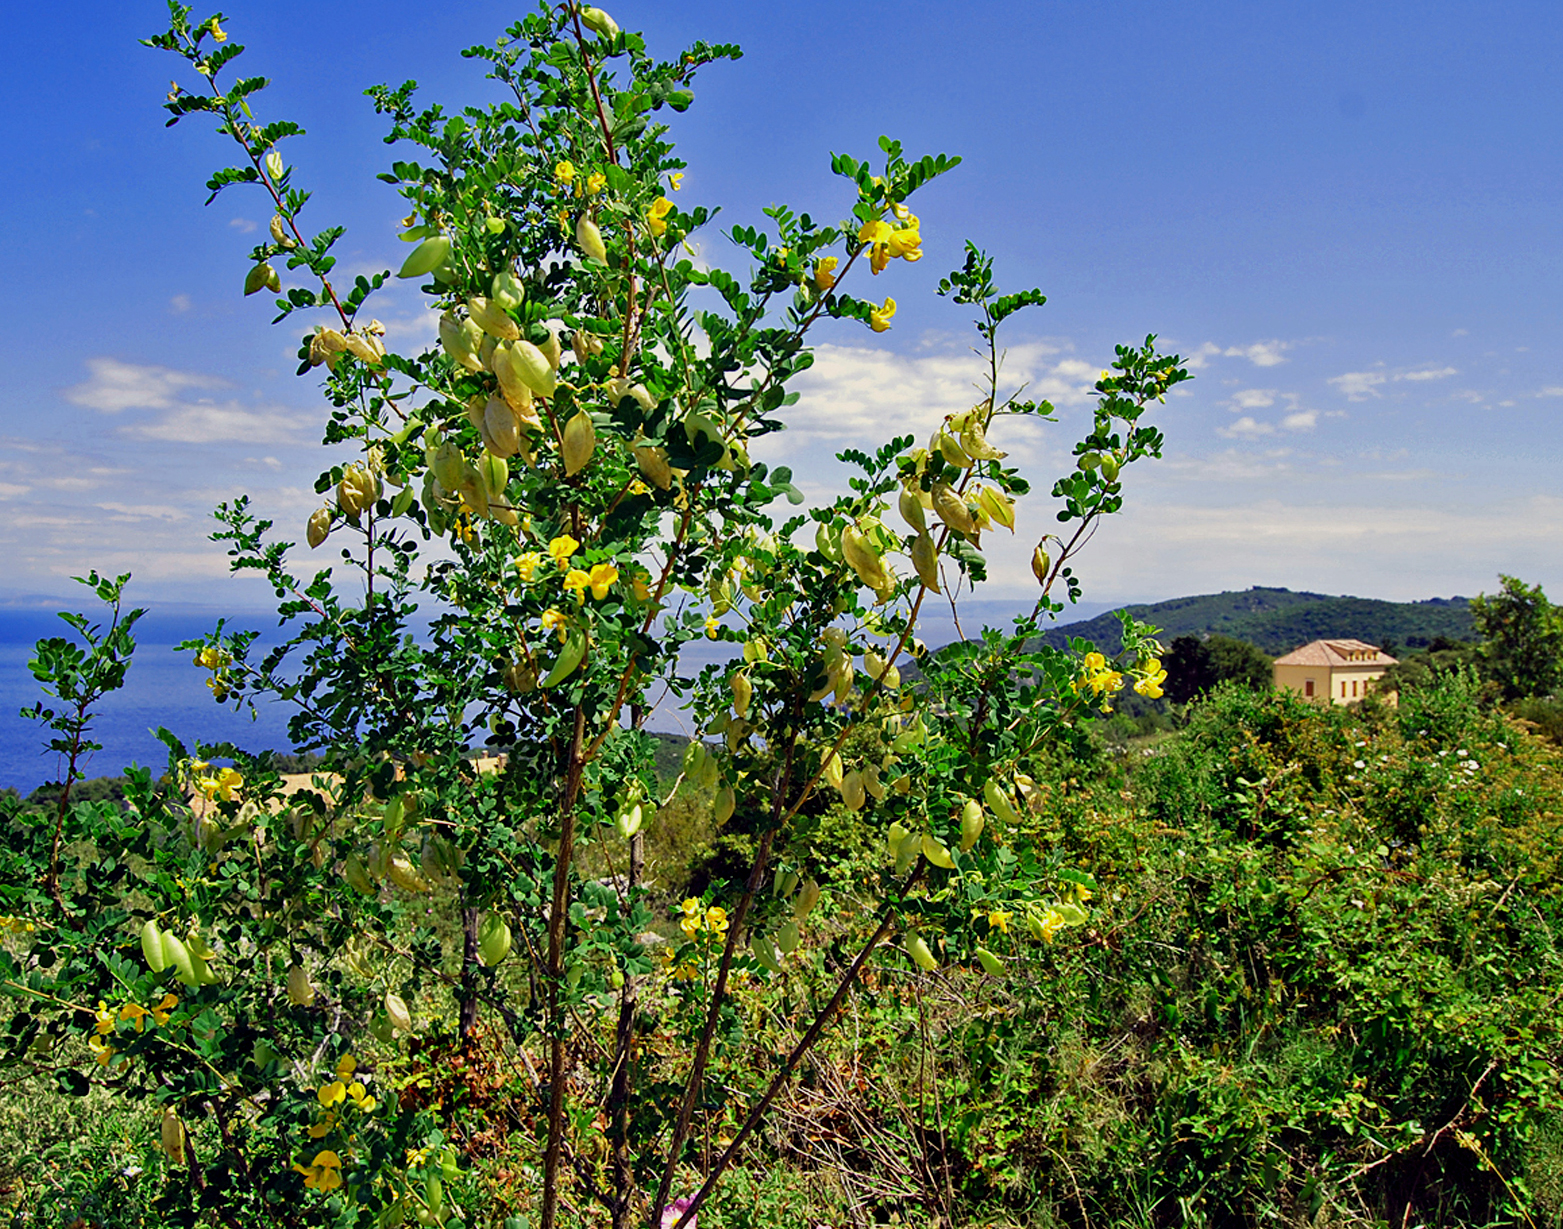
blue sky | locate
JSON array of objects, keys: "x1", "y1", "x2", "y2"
[{"x1": 1, "y1": 0, "x2": 1560, "y2": 616}]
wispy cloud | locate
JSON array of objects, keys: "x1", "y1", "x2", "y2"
[
  {"x1": 1399, "y1": 365, "x2": 1458, "y2": 382},
  {"x1": 1217, "y1": 415, "x2": 1275, "y2": 439},
  {"x1": 65, "y1": 358, "x2": 229, "y2": 413},
  {"x1": 1282, "y1": 410, "x2": 1318, "y2": 430},
  {"x1": 1224, "y1": 340, "x2": 1292, "y2": 367},
  {"x1": 1230, "y1": 388, "x2": 1277, "y2": 409},
  {"x1": 1329, "y1": 370, "x2": 1387, "y2": 400},
  {"x1": 122, "y1": 402, "x2": 316, "y2": 446}
]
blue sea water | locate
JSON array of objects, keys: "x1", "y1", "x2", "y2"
[{"x1": 0, "y1": 596, "x2": 1110, "y2": 795}]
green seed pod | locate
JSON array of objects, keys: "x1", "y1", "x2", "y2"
[
  {"x1": 750, "y1": 933, "x2": 784, "y2": 974},
  {"x1": 887, "y1": 821, "x2": 910, "y2": 857},
  {"x1": 683, "y1": 739, "x2": 708, "y2": 780},
  {"x1": 906, "y1": 931, "x2": 939, "y2": 971},
  {"x1": 634, "y1": 443, "x2": 673, "y2": 490},
  {"x1": 541, "y1": 627, "x2": 587, "y2": 688},
  {"x1": 385, "y1": 991, "x2": 412, "y2": 1033},
  {"x1": 793, "y1": 878, "x2": 821, "y2": 920},
  {"x1": 286, "y1": 964, "x2": 315, "y2": 1006},
  {"x1": 814, "y1": 521, "x2": 842, "y2": 563},
  {"x1": 431, "y1": 442, "x2": 465, "y2": 494},
  {"x1": 936, "y1": 430, "x2": 973, "y2": 469},
  {"x1": 921, "y1": 832, "x2": 956, "y2": 870},
  {"x1": 731, "y1": 671, "x2": 752, "y2": 718},
  {"x1": 1100, "y1": 455, "x2": 1121, "y2": 482},
  {"x1": 244, "y1": 261, "x2": 279, "y2": 296},
  {"x1": 467, "y1": 295, "x2": 520, "y2": 342},
  {"x1": 984, "y1": 779, "x2": 1020, "y2": 828},
  {"x1": 974, "y1": 947, "x2": 1005, "y2": 976},
  {"x1": 562, "y1": 409, "x2": 596, "y2": 475},
  {"x1": 490, "y1": 269, "x2": 525, "y2": 311},
  {"x1": 821, "y1": 749, "x2": 844, "y2": 790},
  {"x1": 931, "y1": 483, "x2": 977, "y2": 535},
  {"x1": 575, "y1": 215, "x2": 607, "y2": 263},
  {"x1": 898, "y1": 486, "x2": 927, "y2": 532},
  {"x1": 160, "y1": 1107, "x2": 186, "y2": 1164},
  {"x1": 398, "y1": 235, "x2": 451, "y2": 279},
  {"x1": 776, "y1": 920, "x2": 801, "y2": 954},
  {"x1": 343, "y1": 851, "x2": 375, "y2": 895},
  {"x1": 387, "y1": 853, "x2": 432, "y2": 894},
  {"x1": 960, "y1": 798, "x2": 986, "y2": 852},
  {"x1": 503, "y1": 338, "x2": 557, "y2": 398},
  {"x1": 910, "y1": 531, "x2": 942, "y2": 593},
  {"x1": 615, "y1": 801, "x2": 643, "y2": 839},
  {"x1": 479, "y1": 451, "x2": 509, "y2": 503},
  {"x1": 959, "y1": 418, "x2": 1007, "y2": 461},
  {"x1": 439, "y1": 311, "x2": 485, "y2": 373},
  {"x1": 609, "y1": 967, "x2": 625, "y2": 989},
  {"x1": 1031, "y1": 544, "x2": 1051, "y2": 585},
  {"x1": 161, "y1": 932, "x2": 197, "y2": 987},
  {"x1": 975, "y1": 485, "x2": 1015, "y2": 531},
  {"x1": 477, "y1": 913, "x2": 512, "y2": 967},
  {"x1": 713, "y1": 786, "x2": 736, "y2": 824},
  {"x1": 840, "y1": 770, "x2": 866, "y2": 812},
  {"x1": 840, "y1": 524, "x2": 891, "y2": 592},
  {"x1": 581, "y1": 5, "x2": 620, "y2": 37},
  {"x1": 895, "y1": 828, "x2": 921, "y2": 876},
  {"x1": 369, "y1": 1014, "x2": 396, "y2": 1044},
  {"x1": 140, "y1": 919, "x2": 167, "y2": 972}
]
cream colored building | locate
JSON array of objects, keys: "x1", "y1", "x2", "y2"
[{"x1": 1273, "y1": 639, "x2": 1397, "y2": 705}]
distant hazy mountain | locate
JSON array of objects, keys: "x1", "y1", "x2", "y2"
[{"x1": 1034, "y1": 586, "x2": 1475, "y2": 657}]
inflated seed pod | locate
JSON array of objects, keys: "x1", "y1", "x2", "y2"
[
  {"x1": 140, "y1": 919, "x2": 168, "y2": 972},
  {"x1": 905, "y1": 931, "x2": 939, "y2": 971},
  {"x1": 959, "y1": 798, "x2": 986, "y2": 852},
  {"x1": 562, "y1": 409, "x2": 596, "y2": 475}
]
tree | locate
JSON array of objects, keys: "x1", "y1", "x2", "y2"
[
  {"x1": 0, "y1": 6, "x2": 1189, "y2": 1229},
  {"x1": 1471, "y1": 575, "x2": 1563, "y2": 700},
  {"x1": 1163, "y1": 633, "x2": 1271, "y2": 704}
]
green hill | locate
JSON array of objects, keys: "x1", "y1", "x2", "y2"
[{"x1": 1037, "y1": 586, "x2": 1475, "y2": 657}]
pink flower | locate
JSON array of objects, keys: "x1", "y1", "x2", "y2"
[{"x1": 658, "y1": 1197, "x2": 696, "y2": 1229}]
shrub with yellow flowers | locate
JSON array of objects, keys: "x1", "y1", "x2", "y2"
[{"x1": 0, "y1": 5, "x2": 1189, "y2": 1228}]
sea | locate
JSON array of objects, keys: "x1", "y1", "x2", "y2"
[{"x1": 0, "y1": 597, "x2": 1112, "y2": 796}]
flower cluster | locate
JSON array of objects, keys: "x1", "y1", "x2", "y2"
[
  {"x1": 647, "y1": 195, "x2": 675, "y2": 237},
  {"x1": 193, "y1": 644, "x2": 234, "y2": 700},
  {"x1": 294, "y1": 1149, "x2": 343, "y2": 1192},
  {"x1": 308, "y1": 1054, "x2": 377, "y2": 1140},
  {"x1": 857, "y1": 204, "x2": 923, "y2": 275},
  {"x1": 190, "y1": 761, "x2": 243, "y2": 802},
  {"x1": 1072, "y1": 652, "x2": 1125, "y2": 712},
  {"x1": 678, "y1": 898, "x2": 728, "y2": 941},
  {"x1": 89, "y1": 993, "x2": 179, "y2": 1066},
  {"x1": 1133, "y1": 656, "x2": 1167, "y2": 699}
]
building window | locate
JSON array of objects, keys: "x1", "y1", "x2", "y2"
[
  {"x1": 1342, "y1": 681, "x2": 1347, "y2": 698},
  {"x1": 1304, "y1": 679, "x2": 1315, "y2": 697},
  {"x1": 1352, "y1": 680, "x2": 1359, "y2": 698}
]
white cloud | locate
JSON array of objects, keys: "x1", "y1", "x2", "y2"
[
  {"x1": 1398, "y1": 366, "x2": 1457, "y2": 382},
  {"x1": 1182, "y1": 342, "x2": 1223, "y2": 370},
  {"x1": 1329, "y1": 370, "x2": 1386, "y2": 400},
  {"x1": 1538, "y1": 387, "x2": 1563, "y2": 398},
  {"x1": 97, "y1": 502, "x2": 190, "y2": 523},
  {"x1": 229, "y1": 217, "x2": 258, "y2": 234},
  {"x1": 169, "y1": 295, "x2": 192, "y2": 315},
  {"x1": 1230, "y1": 388, "x2": 1277, "y2": 409},
  {"x1": 66, "y1": 358, "x2": 228, "y2": 413},
  {"x1": 1282, "y1": 410, "x2": 1318, "y2": 430},
  {"x1": 1217, "y1": 416, "x2": 1275, "y2": 439},
  {"x1": 121, "y1": 401, "x2": 316, "y2": 446},
  {"x1": 1224, "y1": 340, "x2": 1292, "y2": 367},
  {"x1": 0, "y1": 482, "x2": 30, "y2": 499}
]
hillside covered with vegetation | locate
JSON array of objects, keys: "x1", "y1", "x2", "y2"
[{"x1": 1037, "y1": 586, "x2": 1475, "y2": 657}]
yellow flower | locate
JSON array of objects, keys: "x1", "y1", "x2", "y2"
[
  {"x1": 554, "y1": 160, "x2": 576, "y2": 184},
  {"x1": 704, "y1": 616, "x2": 721, "y2": 639},
  {"x1": 541, "y1": 608, "x2": 569, "y2": 641},
  {"x1": 679, "y1": 915, "x2": 700, "y2": 940},
  {"x1": 563, "y1": 568, "x2": 591, "y2": 605},
  {"x1": 335, "y1": 1054, "x2": 357, "y2": 1080},
  {"x1": 587, "y1": 562, "x2": 619, "y2": 600},
  {"x1": 547, "y1": 534, "x2": 580, "y2": 569},
  {"x1": 988, "y1": 909, "x2": 1013, "y2": 935},
  {"x1": 308, "y1": 1113, "x2": 336, "y2": 1139},
  {"x1": 886, "y1": 226, "x2": 922, "y2": 261},
  {"x1": 813, "y1": 256, "x2": 838, "y2": 291},
  {"x1": 669, "y1": 172, "x2": 685, "y2": 191},
  {"x1": 89, "y1": 1034, "x2": 115, "y2": 1067},
  {"x1": 198, "y1": 766, "x2": 243, "y2": 802},
  {"x1": 151, "y1": 993, "x2": 178, "y2": 1027},
  {"x1": 317, "y1": 1080, "x2": 346, "y2": 1108},
  {"x1": 209, "y1": 18, "x2": 227, "y2": 41},
  {"x1": 514, "y1": 551, "x2": 542, "y2": 582},
  {"x1": 1074, "y1": 883, "x2": 1093, "y2": 904},
  {"x1": 647, "y1": 196, "x2": 675, "y2": 237},
  {"x1": 194, "y1": 646, "x2": 229, "y2": 670},
  {"x1": 586, "y1": 171, "x2": 607, "y2": 195},
  {"x1": 294, "y1": 1149, "x2": 343, "y2": 1192},
  {"x1": 869, "y1": 297, "x2": 896, "y2": 333},
  {"x1": 705, "y1": 906, "x2": 729, "y2": 933},
  {"x1": 680, "y1": 898, "x2": 702, "y2": 917},
  {"x1": 858, "y1": 219, "x2": 893, "y2": 247},
  {"x1": 1083, "y1": 652, "x2": 1106, "y2": 671},
  {"x1": 1039, "y1": 908, "x2": 1066, "y2": 943},
  {"x1": 631, "y1": 572, "x2": 653, "y2": 602},
  {"x1": 119, "y1": 1002, "x2": 150, "y2": 1033},
  {"x1": 94, "y1": 1000, "x2": 115, "y2": 1036}
]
